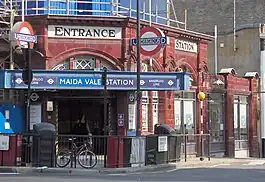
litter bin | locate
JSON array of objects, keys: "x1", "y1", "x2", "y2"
[
  {"x1": 146, "y1": 124, "x2": 180, "y2": 165},
  {"x1": 32, "y1": 123, "x2": 56, "y2": 167}
]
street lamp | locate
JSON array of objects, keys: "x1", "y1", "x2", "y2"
[
  {"x1": 197, "y1": 91, "x2": 206, "y2": 161},
  {"x1": 213, "y1": 25, "x2": 224, "y2": 86}
]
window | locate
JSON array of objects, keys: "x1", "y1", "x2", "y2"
[
  {"x1": 234, "y1": 95, "x2": 249, "y2": 141},
  {"x1": 174, "y1": 91, "x2": 196, "y2": 136},
  {"x1": 73, "y1": 56, "x2": 96, "y2": 69},
  {"x1": 208, "y1": 93, "x2": 224, "y2": 142},
  {"x1": 52, "y1": 59, "x2": 70, "y2": 70}
]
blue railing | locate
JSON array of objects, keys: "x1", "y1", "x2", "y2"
[{"x1": 0, "y1": 0, "x2": 186, "y2": 27}]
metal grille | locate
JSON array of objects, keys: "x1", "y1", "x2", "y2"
[{"x1": 73, "y1": 56, "x2": 96, "y2": 70}]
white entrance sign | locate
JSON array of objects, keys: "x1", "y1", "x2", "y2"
[
  {"x1": 30, "y1": 104, "x2": 42, "y2": 130},
  {"x1": 158, "y1": 136, "x2": 168, "y2": 152},
  {"x1": 48, "y1": 25, "x2": 122, "y2": 39},
  {"x1": 0, "y1": 136, "x2": 9, "y2": 151},
  {"x1": 175, "y1": 39, "x2": 198, "y2": 53}
]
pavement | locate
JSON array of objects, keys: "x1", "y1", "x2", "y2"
[
  {"x1": 1, "y1": 159, "x2": 265, "y2": 182},
  {"x1": 1, "y1": 157, "x2": 265, "y2": 176}
]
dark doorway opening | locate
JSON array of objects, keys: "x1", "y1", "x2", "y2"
[{"x1": 58, "y1": 99, "x2": 107, "y2": 136}]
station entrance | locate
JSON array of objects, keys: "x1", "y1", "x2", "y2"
[{"x1": 49, "y1": 90, "x2": 118, "y2": 136}]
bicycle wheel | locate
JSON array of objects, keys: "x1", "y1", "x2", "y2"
[
  {"x1": 56, "y1": 149, "x2": 71, "y2": 168},
  {"x1": 77, "y1": 149, "x2": 97, "y2": 169}
]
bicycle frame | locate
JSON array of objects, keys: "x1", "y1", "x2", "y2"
[{"x1": 70, "y1": 140, "x2": 92, "y2": 156}]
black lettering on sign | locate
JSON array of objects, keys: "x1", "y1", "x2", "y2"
[
  {"x1": 63, "y1": 28, "x2": 70, "y2": 37},
  {"x1": 94, "y1": 29, "x2": 101, "y2": 37},
  {"x1": 79, "y1": 29, "x2": 85, "y2": 36},
  {"x1": 52, "y1": 26, "x2": 118, "y2": 38},
  {"x1": 72, "y1": 28, "x2": 79, "y2": 36},
  {"x1": 85, "y1": 29, "x2": 92, "y2": 37},
  {"x1": 54, "y1": 27, "x2": 63, "y2": 36},
  {"x1": 101, "y1": 29, "x2": 108, "y2": 37},
  {"x1": 109, "y1": 30, "x2": 115, "y2": 37}
]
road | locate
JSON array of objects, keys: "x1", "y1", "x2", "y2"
[{"x1": 1, "y1": 164, "x2": 265, "y2": 182}]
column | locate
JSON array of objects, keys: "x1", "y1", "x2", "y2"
[{"x1": 248, "y1": 78, "x2": 259, "y2": 157}]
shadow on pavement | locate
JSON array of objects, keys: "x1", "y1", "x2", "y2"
[{"x1": 17, "y1": 168, "x2": 265, "y2": 182}]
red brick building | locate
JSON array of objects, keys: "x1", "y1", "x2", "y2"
[{"x1": 0, "y1": 15, "x2": 260, "y2": 166}]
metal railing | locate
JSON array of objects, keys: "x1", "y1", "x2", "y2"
[
  {"x1": 0, "y1": 133, "x2": 210, "y2": 168},
  {"x1": 0, "y1": 0, "x2": 186, "y2": 28}
]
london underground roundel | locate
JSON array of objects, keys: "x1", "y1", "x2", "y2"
[
  {"x1": 11, "y1": 21, "x2": 35, "y2": 49},
  {"x1": 140, "y1": 26, "x2": 166, "y2": 57}
]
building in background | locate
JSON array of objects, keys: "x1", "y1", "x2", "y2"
[{"x1": 171, "y1": 0, "x2": 265, "y2": 34}]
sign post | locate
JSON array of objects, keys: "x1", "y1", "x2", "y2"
[
  {"x1": 102, "y1": 68, "x2": 108, "y2": 167},
  {"x1": 10, "y1": 21, "x2": 37, "y2": 164},
  {"x1": 132, "y1": 25, "x2": 167, "y2": 137},
  {"x1": 136, "y1": 0, "x2": 141, "y2": 137},
  {"x1": 10, "y1": 21, "x2": 37, "y2": 134}
]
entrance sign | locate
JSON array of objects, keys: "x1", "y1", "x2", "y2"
[
  {"x1": 1, "y1": 70, "x2": 190, "y2": 91},
  {"x1": 10, "y1": 21, "x2": 36, "y2": 49},
  {"x1": 48, "y1": 25, "x2": 122, "y2": 39},
  {"x1": 131, "y1": 26, "x2": 166, "y2": 57}
]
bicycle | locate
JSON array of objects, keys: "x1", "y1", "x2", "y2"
[{"x1": 56, "y1": 137, "x2": 97, "y2": 169}]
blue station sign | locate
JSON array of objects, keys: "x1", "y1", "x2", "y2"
[{"x1": 0, "y1": 70, "x2": 190, "y2": 91}]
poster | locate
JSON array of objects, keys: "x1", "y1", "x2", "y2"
[
  {"x1": 240, "y1": 104, "x2": 247, "y2": 128},
  {"x1": 184, "y1": 101, "x2": 194, "y2": 129},
  {"x1": 142, "y1": 104, "x2": 148, "y2": 131},
  {"x1": 0, "y1": 136, "x2": 9, "y2": 151},
  {"x1": 234, "y1": 104, "x2": 238, "y2": 129},
  {"x1": 30, "y1": 104, "x2": 42, "y2": 130},
  {"x1": 158, "y1": 136, "x2": 168, "y2": 152},
  {"x1": 152, "y1": 103, "x2": 158, "y2": 127},
  {"x1": 128, "y1": 103, "x2": 136, "y2": 130},
  {"x1": 174, "y1": 100, "x2": 181, "y2": 130}
]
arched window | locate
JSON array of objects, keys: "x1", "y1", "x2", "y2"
[
  {"x1": 176, "y1": 66, "x2": 196, "y2": 87},
  {"x1": 73, "y1": 56, "x2": 96, "y2": 69},
  {"x1": 52, "y1": 56, "x2": 115, "y2": 70}
]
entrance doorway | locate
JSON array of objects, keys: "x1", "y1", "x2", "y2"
[
  {"x1": 57, "y1": 99, "x2": 107, "y2": 136},
  {"x1": 50, "y1": 90, "x2": 117, "y2": 136}
]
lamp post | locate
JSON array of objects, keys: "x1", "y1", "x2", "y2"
[
  {"x1": 102, "y1": 68, "x2": 108, "y2": 167},
  {"x1": 136, "y1": 0, "x2": 141, "y2": 136},
  {"x1": 197, "y1": 91, "x2": 206, "y2": 161}
]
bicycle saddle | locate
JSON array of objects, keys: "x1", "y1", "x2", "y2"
[{"x1": 68, "y1": 137, "x2": 77, "y2": 141}]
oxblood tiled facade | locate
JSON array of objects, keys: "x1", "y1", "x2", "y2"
[{"x1": 14, "y1": 15, "x2": 259, "y2": 158}]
